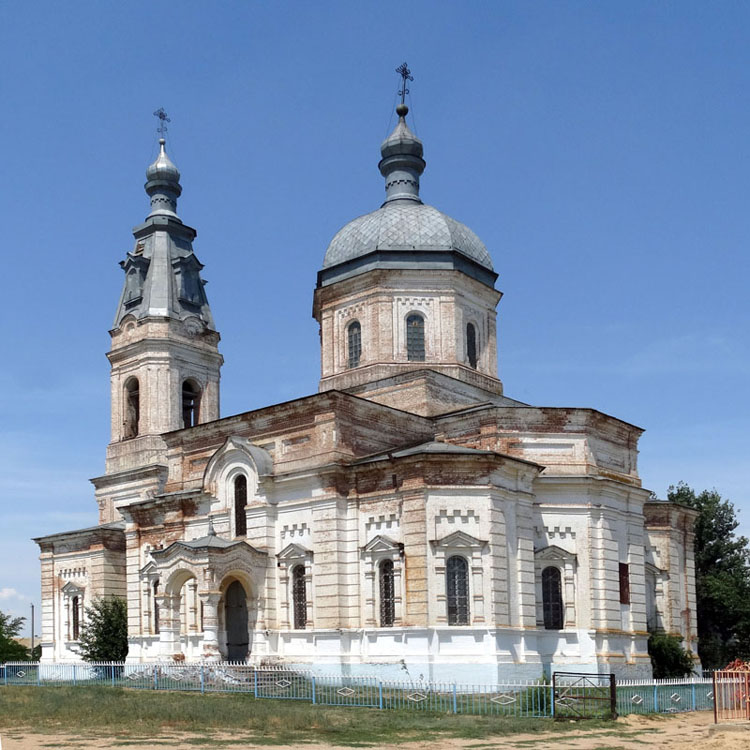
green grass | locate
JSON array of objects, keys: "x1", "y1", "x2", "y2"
[{"x1": 0, "y1": 686, "x2": 616, "y2": 747}]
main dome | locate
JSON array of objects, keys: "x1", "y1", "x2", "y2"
[
  {"x1": 323, "y1": 201, "x2": 493, "y2": 270},
  {"x1": 320, "y1": 101, "x2": 494, "y2": 283}
]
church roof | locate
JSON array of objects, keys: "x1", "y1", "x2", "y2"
[
  {"x1": 320, "y1": 101, "x2": 494, "y2": 287},
  {"x1": 354, "y1": 440, "x2": 496, "y2": 464}
]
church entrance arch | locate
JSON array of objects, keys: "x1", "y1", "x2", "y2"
[{"x1": 224, "y1": 579, "x2": 249, "y2": 661}]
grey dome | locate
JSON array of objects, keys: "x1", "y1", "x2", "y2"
[{"x1": 323, "y1": 201, "x2": 493, "y2": 271}]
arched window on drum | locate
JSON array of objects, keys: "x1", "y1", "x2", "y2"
[
  {"x1": 466, "y1": 323, "x2": 478, "y2": 369},
  {"x1": 406, "y1": 314, "x2": 425, "y2": 362},
  {"x1": 347, "y1": 320, "x2": 362, "y2": 368}
]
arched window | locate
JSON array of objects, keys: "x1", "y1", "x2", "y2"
[
  {"x1": 71, "y1": 596, "x2": 80, "y2": 640},
  {"x1": 153, "y1": 580, "x2": 160, "y2": 635},
  {"x1": 446, "y1": 555, "x2": 469, "y2": 625},
  {"x1": 542, "y1": 566, "x2": 564, "y2": 629},
  {"x1": 347, "y1": 321, "x2": 362, "y2": 368},
  {"x1": 292, "y1": 565, "x2": 307, "y2": 629},
  {"x1": 234, "y1": 474, "x2": 248, "y2": 537},
  {"x1": 466, "y1": 323, "x2": 478, "y2": 369},
  {"x1": 379, "y1": 559, "x2": 395, "y2": 627},
  {"x1": 182, "y1": 380, "x2": 201, "y2": 428},
  {"x1": 406, "y1": 314, "x2": 425, "y2": 362},
  {"x1": 124, "y1": 378, "x2": 140, "y2": 438}
]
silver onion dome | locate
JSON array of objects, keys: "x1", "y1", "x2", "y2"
[{"x1": 146, "y1": 138, "x2": 181, "y2": 185}]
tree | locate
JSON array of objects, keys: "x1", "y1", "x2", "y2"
[
  {"x1": 77, "y1": 596, "x2": 128, "y2": 662},
  {"x1": 668, "y1": 482, "x2": 750, "y2": 669},
  {"x1": 0, "y1": 610, "x2": 30, "y2": 662}
]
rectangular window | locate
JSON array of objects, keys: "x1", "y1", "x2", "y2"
[{"x1": 619, "y1": 562, "x2": 630, "y2": 605}]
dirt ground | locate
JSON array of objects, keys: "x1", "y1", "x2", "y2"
[{"x1": 1, "y1": 711, "x2": 749, "y2": 750}]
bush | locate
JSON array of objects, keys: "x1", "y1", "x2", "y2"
[{"x1": 648, "y1": 633, "x2": 694, "y2": 678}]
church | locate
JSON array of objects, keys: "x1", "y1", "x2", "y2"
[{"x1": 34, "y1": 81, "x2": 698, "y2": 682}]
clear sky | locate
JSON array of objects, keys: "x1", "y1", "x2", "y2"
[{"x1": 1, "y1": 1, "x2": 748, "y2": 636}]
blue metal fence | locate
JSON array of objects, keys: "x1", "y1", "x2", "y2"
[{"x1": 0, "y1": 662, "x2": 714, "y2": 718}]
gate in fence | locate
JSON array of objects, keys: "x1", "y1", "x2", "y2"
[
  {"x1": 552, "y1": 671, "x2": 617, "y2": 719},
  {"x1": 713, "y1": 669, "x2": 750, "y2": 722}
]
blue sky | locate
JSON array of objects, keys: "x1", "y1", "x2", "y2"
[{"x1": 1, "y1": 1, "x2": 748, "y2": 636}]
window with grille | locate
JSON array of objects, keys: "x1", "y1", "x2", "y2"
[
  {"x1": 234, "y1": 475, "x2": 247, "y2": 537},
  {"x1": 619, "y1": 563, "x2": 631, "y2": 605},
  {"x1": 153, "y1": 580, "x2": 160, "y2": 635},
  {"x1": 71, "y1": 596, "x2": 80, "y2": 640},
  {"x1": 542, "y1": 566, "x2": 564, "y2": 629},
  {"x1": 446, "y1": 555, "x2": 469, "y2": 625},
  {"x1": 347, "y1": 321, "x2": 362, "y2": 368},
  {"x1": 406, "y1": 314, "x2": 425, "y2": 362},
  {"x1": 466, "y1": 323, "x2": 478, "y2": 369},
  {"x1": 124, "y1": 378, "x2": 140, "y2": 438},
  {"x1": 379, "y1": 559, "x2": 395, "y2": 627},
  {"x1": 292, "y1": 565, "x2": 307, "y2": 629},
  {"x1": 182, "y1": 380, "x2": 200, "y2": 428}
]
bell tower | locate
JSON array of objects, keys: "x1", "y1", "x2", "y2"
[{"x1": 105, "y1": 136, "x2": 223, "y2": 474}]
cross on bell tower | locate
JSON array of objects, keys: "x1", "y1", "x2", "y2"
[
  {"x1": 153, "y1": 108, "x2": 171, "y2": 137},
  {"x1": 396, "y1": 62, "x2": 413, "y2": 106}
]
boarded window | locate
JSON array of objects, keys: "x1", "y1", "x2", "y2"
[
  {"x1": 71, "y1": 596, "x2": 80, "y2": 640},
  {"x1": 379, "y1": 559, "x2": 395, "y2": 627},
  {"x1": 446, "y1": 555, "x2": 469, "y2": 625},
  {"x1": 124, "y1": 378, "x2": 140, "y2": 438},
  {"x1": 542, "y1": 566, "x2": 564, "y2": 629},
  {"x1": 292, "y1": 565, "x2": 307, "y2": 629},
  {"x1": 182, "y1": 381, "x2": 200, "y2": 428},
  {"x1": 348, "y1": 321, "x2": 362, "y2": 368},
  {"x1": 619, "y1": 563, "x2": 631, "y2": 605},
  {"x1": 466, "y1": 323, "x2": 478, "y2": 369},
  {"x1": 406, "y1": 314, "x2": 425, "y2": 362},
  {"x1": 234, "y1": 475, "x2": 248, "y2": 537}
]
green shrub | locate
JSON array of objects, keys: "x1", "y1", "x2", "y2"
[{"x1": 648, "y1": 633, "x2": 694, "y2": 678}]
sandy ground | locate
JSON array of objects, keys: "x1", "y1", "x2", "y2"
[{"x1": 1, "y1": 711, "x2": 749, "y2": 750}]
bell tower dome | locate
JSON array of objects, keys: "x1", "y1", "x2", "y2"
[
  {"x1": 105, "y1": 137, "x2": 223, "y2": 474},
  {"x1": 313, "y1": 83, "x2": 503, "y2": 406}
]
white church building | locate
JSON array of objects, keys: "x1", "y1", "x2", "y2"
[{"x1": 34, "y1": 91, "x2": 698, "y2": 682}]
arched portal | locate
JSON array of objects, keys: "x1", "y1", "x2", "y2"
[{"x1": 224, "y1": 580, "x2": 249, "y2": 661}]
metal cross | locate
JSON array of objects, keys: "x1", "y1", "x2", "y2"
[
  {"x1": 153, "y1": 108, "x2": 171, "y2": 137},
  {"x1": 396, "y1": 62, "x2": 413, "y2": 105}
]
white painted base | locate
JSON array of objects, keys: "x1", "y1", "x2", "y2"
[{"x1": 114, "y1": 626, "x2": 653, "y2": 683}]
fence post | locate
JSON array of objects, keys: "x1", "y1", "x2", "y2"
[
  {"x1": 254, "y1": 669, "x2": 258, "y2": 699},
  {"x1": 200, "y1": 664, "x2": 205, "y2": 694},
  {"x1": 37, "y1": 664, "x2": 41, "y2": 687},
  {"x1": 72, "y1": 664, "x2": 77, "y2": 687},
  {"x1": 653, "y1": 683, "x2": 659, "y2": 713},
  {"x1": 3, "y1": 664, "x2": 7, "y2": 687},
  {"x1": 311, "y1": 675, "x2": 316, "y2": 705},
  {"x1": 153, "y1": 664, "x2": 158, "y2": 691},
  {"x1": 452, "y1": 683, "x2": 457, "y2": 714},
  {"x1": 609, "y1": 673, "x2": 617, "y2": 719},
  {"x1": 691, "y1": 681, "x2": 696, "y2": 712},
  {"x1": 111, "y1": 664, "x2": 115, "y2": 688},
  {"x1": 378, "y1": 681, "x2": 383, "y2": 710}
]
